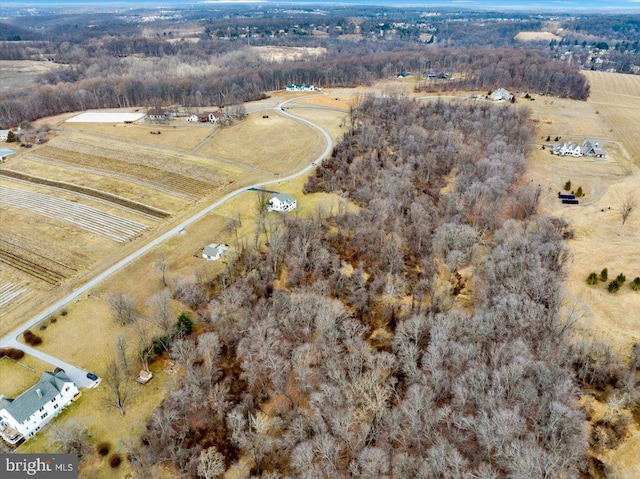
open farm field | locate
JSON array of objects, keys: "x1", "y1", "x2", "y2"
[
  {"x1": 63, "y1": 121, "x2": 215, "y2": 151},
  {"x1": 515, "y1": 31, "x2": 562, "y2": 42},
  {"x1": 29, "y1": 141, "x2": 225, "y2": 199},
  {"x1": 198, "y1": 112, "x2": 325, "y2": 174},
  {"x1": 0, "y1": 60, "x2": 60, "y2": 91},
  {"x1": 289, "y1": 93, "x2": 352, "y2": 112},
  {"x1": 525, "y1": 80, "x2": 640, "y2": 352},
  {"x1": 584, "y1": 71, "x2": 640, "y2": 164},
  {"x1": 524, "y1": 74, "x2": 640, "y2": 478},
  {"x1": 283, "y1": 107, "x2": 349, "y2": 142}
]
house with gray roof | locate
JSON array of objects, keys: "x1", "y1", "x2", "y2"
[
  {"x1": 202, "y1": 243, "x2": 228, "y2": 261},
  {"x1": 267, "y1": 193, "x2": 297, "y2": 212},
  {"x1": 552, "y1": 142, "x2": 582, "y2": 157},
  {"x1": 581, "y1": 139, "x2": 606, "y2": 157},
  {"x1": 552, "y1": 138, "x2": 606, "y2": 158},
  {"x1": 0, "y1": 371, "x2": 78, "y2": 445}
]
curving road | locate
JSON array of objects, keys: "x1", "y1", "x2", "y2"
[{"x1": 0, "y1": 96, "x2": 334, "y2": 388}]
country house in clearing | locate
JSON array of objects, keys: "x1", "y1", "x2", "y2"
[
  {"x1": 202, "y1": 243, "x2": 228, "y2": 261},
  {"x1": 267, "y1": 193, "x2": 297, "y2": 212},
  {"x1": 0, "y1": 371, "x2": 79, "y2": 445}
]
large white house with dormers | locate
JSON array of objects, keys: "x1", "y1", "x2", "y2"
[
  {"x1": 0, "y1": 371, "x2": 79, "y2": 445},
  {"x1": 552, "y1": 139, "x2": 607, "y2": 158},
  {"x1": 267, "y1": 193, "x2": 297, "y2": 213}
]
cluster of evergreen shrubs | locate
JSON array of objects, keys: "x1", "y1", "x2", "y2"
[
  {"x1": 564, "y1": 180, "x2": 584, "y2": 197},
  {"x1": 586, "y1": 268, "x2": 640, "y2": 292}
]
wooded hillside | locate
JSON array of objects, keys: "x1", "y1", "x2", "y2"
[{"x1": 127, "y1": 98, "x2": 592, "y2": 478}]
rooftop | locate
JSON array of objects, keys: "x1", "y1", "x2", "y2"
[{"x1": 1, "y1": 371, "x2": 74, "y2": 424}]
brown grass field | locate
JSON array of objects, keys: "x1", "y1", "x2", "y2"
[
  {"x1": 0, "y1": 60, "x2": 61, "y2": 91},
  {"x1": 197, "y1": 111, "x2": 326, "y2": 174},
  {"x1": 524, "y1": 73, "x2": 640, "y2": 478},
  {"x1": 514, "y1": 31, "x2": 562, "y2": 42},
  {"x1": 61, "y1": 121, "x2": 216, "y2": 151}
]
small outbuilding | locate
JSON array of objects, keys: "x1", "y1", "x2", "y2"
[{"x1": 136, "y1": 370, "x2": 153, "y2": 385}]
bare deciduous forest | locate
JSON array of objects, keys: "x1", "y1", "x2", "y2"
[
  {"x1": 2, "y1": 5, "x2": 638, "y2": 476},
  {"x1": 119, "y1": 98, "x2": 628, "y2": 478}
]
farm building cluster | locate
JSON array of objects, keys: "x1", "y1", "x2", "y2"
[{"x1": 552, "y1": 138, "x2": 607, "y2": 158}]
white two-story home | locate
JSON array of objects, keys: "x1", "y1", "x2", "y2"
[
  {"x1": 267, "y1": 193, "x2": 297, "y2": 212},
  {"x1": 552, "y1": 142, "x2": 582, "y2": 157},
  {"x1": 0, "y1": 371, "x2": 79, "y2": 445}
]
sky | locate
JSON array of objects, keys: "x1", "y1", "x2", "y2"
[{"x1": 1, "y1": 0, "x2": 639, "y2": 13}]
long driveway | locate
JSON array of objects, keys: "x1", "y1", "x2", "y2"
[{"x1": 0, "y1": 96, "x2": 334, "y2": 386}]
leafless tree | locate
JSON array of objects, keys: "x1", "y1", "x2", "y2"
[
  {"x1": 149, "y1": 289, "x2": 174, "y2": 336},
  {"x1": 226, "y1": 214, "x2": 242, "y2": 247},
  {"x1": 107, "y1": 293, "x2": 138, "y2": 325},
  {"x1": 115, "y1": 334, "x2": 130, "y2": 374},
  {"x1": 47, "y1": 420, "x2": 89, "y2": 459},
  {"x1": 154, "y1": 255, "x2": 168, "y2": 287},
  {"x1": 102, "y1": 359, "x2": 132, "y2": 416},
  {"x1": 620, "y1": 195, "x2": 636, "y2": 235},
  {"x1": 197, "y1": 446, "x2": 226, "y2": 479}
]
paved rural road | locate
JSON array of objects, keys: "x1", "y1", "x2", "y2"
[{"x1": 0, "y1": 96, "x2": 334, "y2": 385}]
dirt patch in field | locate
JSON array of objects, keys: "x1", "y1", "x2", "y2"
[
  {"x1": 251, "y1": 45, "x2": 327, "y2": 63},
  {"x1": 515, "y1": 31, "x2": 562, "y2": 42}
]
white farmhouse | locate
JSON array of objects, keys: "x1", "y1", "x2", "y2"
[
  {"x1": 0, "y1": 371, "x2": 79, "y2": 445},
  {"x1": 267, "y1": 193, "x2": 297, "y2": 212},
  {"x1": 552, "y1": 139, "x2": 606, "y2": 158},
  {"x1": 552, "y1": 142, "x2": 582, "y2": 157},
  {"x1": 202, "y1": 243, "x2": 228, "y2": 261}
]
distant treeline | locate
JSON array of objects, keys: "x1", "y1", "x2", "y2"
[{"x1": 0, "y1": 49, "x2": 587, "y2": 128}]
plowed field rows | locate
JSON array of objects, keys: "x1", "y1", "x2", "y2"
[
  {"x1": 53, "y1": 135, "x2": 228, "y2": 183},
  {"x1": 0, "y1": 238, "x2": 76, "y2": 285},
  {"x1": 0, "y1": 169, "x2": 169, "y2": 220},
  {"x1": 0, "y1": 281, "x2": 27, "y2": 307},
  {"x1": 27, "y1": 146, "x2": 218, "y2": 199},
  {"x1": 0, "y1": 185, "x2": 148, "y2": 243}
]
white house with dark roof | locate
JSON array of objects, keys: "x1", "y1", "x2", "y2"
[
  {"x1": 581, "y1": 139, "x2": 606, "y2": 157},
  {"x1": 202, "y1": 243, "x2": 228, "y2": 261},
  {"x1": 552, "y1": 139, "x2": 606, "y2": 158},
  {"x1": 0, "y1": 371, "x2": 78, "y2": 445},
  {"x1": 267, "y1": 193, "x2": 297, "y2": 212}
]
